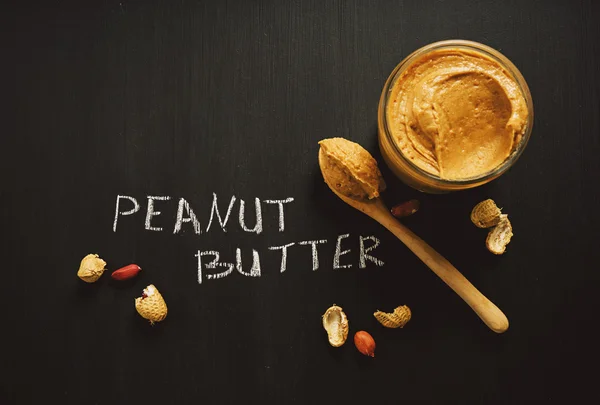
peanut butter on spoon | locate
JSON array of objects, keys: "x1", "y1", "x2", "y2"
[
  {"x1": 318, "y1": 137, "x2": 509, "y2": 333},
  {"x1": 318, "y1": 138, "x2": 386, "y2": 201}
]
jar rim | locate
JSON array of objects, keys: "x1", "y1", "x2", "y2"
[{"x1": 378, "y1": 39, "x2": 534, "y2": 186}]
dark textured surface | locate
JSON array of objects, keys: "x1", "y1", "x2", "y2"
[{"x1": 3, "y1": 0, "x2": 599, "y2": 403}]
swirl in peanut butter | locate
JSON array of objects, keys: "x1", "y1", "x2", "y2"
[{"x1": 386, "y1": 49, "x2": 528, "y2": 180}]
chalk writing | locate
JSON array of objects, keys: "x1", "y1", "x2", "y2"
[
  {"x1": 264, "y1": 198, "x2": 294, "y2": 232},
  {"x1": 334, "y1": 233, "x2": 352, "y2": 269},
  {"x1": 174, "y1": 198, "x2": 201, "y2": 235},
  {"x1": 113, "y1": 194, "x2": 385, "y2": 284},
  {"x1": 206, "y1": 193, "x2": 236, "y2": 232},
  {"x1": 298, "y1": 239, "x2": 328, "y2": 271},
  {"x1": 113, "y1": 195, "x2": 140, "y2": 232},
  {"x1": 195, "y1": 251, "x2": 234, "y2": 284},
  {"x1": 239, "y1": 198, "x2": 263, "y2": 234},
  {"x1": 236, "y1": 248, "x2": 261, "y2": 277},
  {"x1": 145, "y1": 196, "x2": 171, "y2": 231},
  {"x1": 268, "y1": 243, "x2": 295, "y2": 273},
  {"x1": 359, "y1": 235, "x2": 384, "y2": 268}
]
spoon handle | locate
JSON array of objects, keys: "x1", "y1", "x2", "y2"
[{"x1": 372, "y1": 206, "x2": 509, "y2": 333}]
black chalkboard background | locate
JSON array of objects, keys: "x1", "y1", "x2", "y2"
[{"x1": 3, "y1": 0, "x2": 600, "y2": 403}]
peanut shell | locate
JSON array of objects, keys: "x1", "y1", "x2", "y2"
[
  {"x1": 470, "y1": 199, "x2": 502, "y2": 228},
  {"x1": 322, "y1": 304, "x2": 349, "y2": 347},
  {"x1": 486, "y1": 215, "x2": 513, "y2": 255},
  {"x1": 374, "y1": 305, "x2": 412, "y2": 328},
  {"x1": 135, "y1": 284, "x2": 168, "y2": 325},
  {"x1": 77, "y1": 253, "x2": 107, "y2": 283}
]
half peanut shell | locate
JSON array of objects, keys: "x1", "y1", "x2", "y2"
[
  {"x1": 486, "y1": 215, "x2": 513, "y2": 255},
  {"x1": 322, "y1": 304, "x2": 349, "y2": 347},
  {"x1": 374, "y1": 305, "x2": 412, "y2": 328}
]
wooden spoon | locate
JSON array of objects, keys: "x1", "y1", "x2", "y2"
[{"x1": 318, "y1": 148, "x2": 509, "y2": 333}]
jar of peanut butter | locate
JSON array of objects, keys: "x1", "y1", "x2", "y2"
[{"x1": 378, "y1": 40, "x2": 534, "y2": 193}]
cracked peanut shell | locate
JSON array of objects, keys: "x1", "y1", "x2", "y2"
[
  {"x1": 374, "y1": 305, "x2": 412, "y2": 328},
  {"x1": 470, "y1": 199, "x2": 502, "y2": 228},
  {"x1": 77, "y1": 253, "x2": 107, "y2": 283},
  {"x1": 135, "y1": 284, "x2": 168, "y2": 325},
  {"x1": 486, "y1": 215, "x2": 513, "y2": 255},
  {"x1": 322, "y1": 304, "x2": 349, "y2": 347}
]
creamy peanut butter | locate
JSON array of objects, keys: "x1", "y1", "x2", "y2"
[
  {"x1": 386, "y1": 48, "x2": 528, "y2": 180},
  {"x1": 318, "y1": 138, "x2": 386, "y2": 200}
]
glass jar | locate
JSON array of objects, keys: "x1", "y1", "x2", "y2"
[{"x1": 377, "y1": 40, "x2": 534, "y2": 193}]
